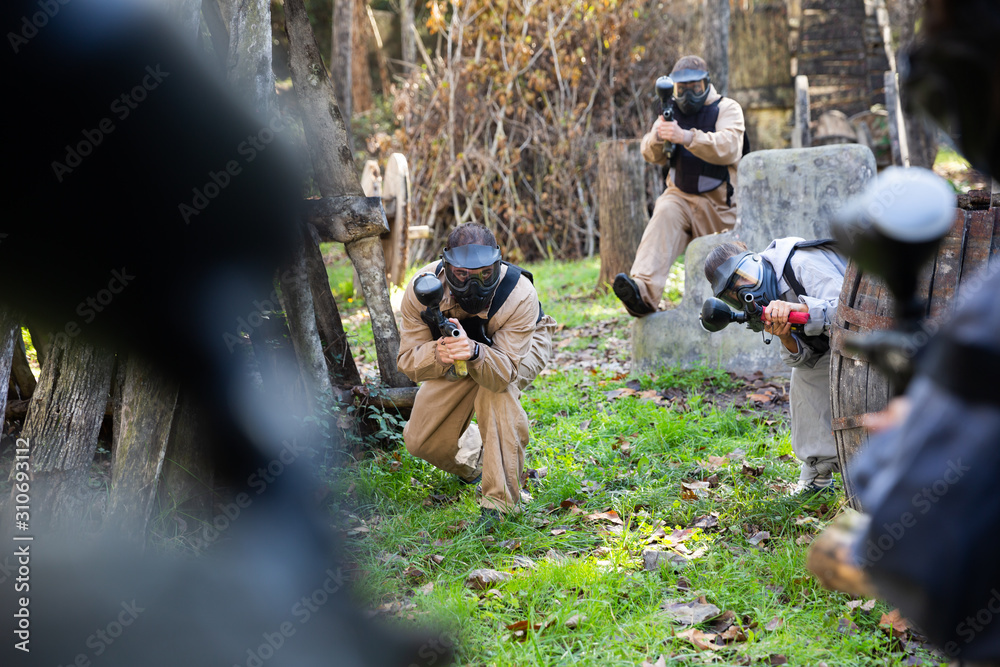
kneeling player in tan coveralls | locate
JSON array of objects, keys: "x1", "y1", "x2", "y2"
[
  {"x1": 397, "y1": 223, "x2": 556, "y2": 526},
  {"x1": 613, "y1": 55, "x2": 746, "y2": 316}
]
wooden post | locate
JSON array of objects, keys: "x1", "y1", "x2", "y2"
[
  {"x1": 381, "y1": 154, "x2": 412, "y2": 287},
  {"x1": 286, "y1": 0, "x2": 413, "y2": 388},
  {"x1": 702, "y1": 0, "x2": 730, "y2": 96},
  {"x1": 332, "y1": 0, "x2": 354, "y2": 137},
  {"x1": 104, "y1": 356, "x2": 180, "y2": 544},
  {"x1": 0, "y1": 308, "x2": 19, "y2": 434},
  {"x1": 11, "y1": 337, "x2": 115, "y2": 533},
  {"x1": 884, "y1": 71, "x2": 911, "y2": 167},
  {"x1": 596, "y1": 140, "x2": 649, "y2": 291},
  {"x1": 793, "y1": 75, "x2": 811, "y2": 149}
]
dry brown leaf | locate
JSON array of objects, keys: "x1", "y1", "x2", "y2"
[
  {"x1": 585, "y1": 510, "x2": 624, "y2": 525},
  {"x1": 690, "y1": 513, "x2": 719, "y2": 530},
  {"x1": 706, "y1": 455, "x2": 729, "y2": 469},
  {"x1": 764, "y1": 616, "x2": 784, "y2": 632},
  {"x1": 564, "y1": 613, "x2": 586, "y2": 629},
  {"x1": 416, "y1": 582, "x2": 434, "y2": 595},
  {"x1": 880, "y1": 609, "x2": 910, "y2": 639},
  {"x1": 795, "y1": 534, "x2": 814, "y2": 546},
  {"x1": 550, "y1": 528, "x2": 567, "y2": 536},
  {"x1": 708, "y1": 610, "x2": 737, "y2": 633},
  {"x1": 466, "y1": 569, "x2": 511, "y2": 590},
  {"x1": 747, "y1": 530, "x2": 771, "y2": 546},
  {"x1": 719, "y1": 625, "x2": 748, "y2": 643},
  {"x1": 661, "y1": 599, "x2": 722, "y2": 626},
  {"x1": 847, "y1": 599, "x2": 878, "y2": 612},
  {"x1": 641, "y1": 656, "x2": 669, "y2": 667},
  {"x1": 767, "y1": 655, "x2": 789, "y2": 665},
  {"x1": 675, "y1": 628, "x2": 723, "y2": 651},
  {"x1": 403, "y1": 566, "x2": 426, "y2": 582},
  {"x1": 430, "y1": 554, "x2": 446, "y2": 565}
]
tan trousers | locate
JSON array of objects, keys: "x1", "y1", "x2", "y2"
[
  {"x1": 403, "y1": 315, "x2": 555, "y2": 512},
  {"x1": 629, "y1": 183, "x2": 736, "y2": 312}
]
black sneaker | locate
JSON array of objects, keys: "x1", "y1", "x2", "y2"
[
  {"x1": 795, "y1": 481, "x2": 840, "y2": 501},
  {"x1": 473, "y1": 508, "x2": 504, "y2": 533},
  {"x1": 457, "y1": 472, "x2": 482, "y2": 486},
  {"x1": 612, "y1": 274, "x2": 654, "y2": 316}
]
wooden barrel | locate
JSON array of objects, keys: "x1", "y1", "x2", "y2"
[{"x1": 831, "y1": 190, "x2": 1000, "y2": 510}]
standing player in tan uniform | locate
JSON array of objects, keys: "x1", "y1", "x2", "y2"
[
  {"x1": 397, "y1": 223, "x2": 556, "y2": 527},
  {"x1": 614, "y1": 55, "x2": 747, "y2": 316}
]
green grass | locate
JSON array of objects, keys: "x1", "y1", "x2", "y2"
[
  {"x1": 333, "y1": 365, "x2": 937, "y2": 666},
  {"x1": 324, "y1": 255, "x2": 944, "y2": 666}
]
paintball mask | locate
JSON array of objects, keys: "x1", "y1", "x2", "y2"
[
  {"x1": 441, "y1": 243, "x2": 502, "y2": 314},
  {"x1": 710, "y1": 252, "x2": 781, "y2": 313},
  {"x1": 671, "y1": 68, "x2": 710, "y2": 115}
]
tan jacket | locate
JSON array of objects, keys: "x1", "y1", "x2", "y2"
[
  {"x1": 640, "y1": 85, "x2": 745, "y2": 195},
  {"x1": 397, "y1": 262, "x2": 541, "y2": 394}
]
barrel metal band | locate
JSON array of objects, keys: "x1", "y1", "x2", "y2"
[{"x1": 831, "y1": 325, "x2": 867, "y2": 361}]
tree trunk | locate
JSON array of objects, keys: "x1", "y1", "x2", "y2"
[
  {"x1": 227, "y1": 0, "x2": 336, "y2": 409},
  {"x1": 285, "y1": 0, "x2": 412, "y2": 388},
  {"x1": 280, "y1": 243, "x2": 335, "y2": 412},
  {"x1": 304, "y1": 226, "x2": 362, "y2": 387},
  {"x1": 351, "y1": 0, "x2": 373, "y2": 114},
  {"x1": 400, "y1": 0, "x2": 415, "y2": 68},
  {"x1": 332, "y1": 0, "x2": 354, "y2": 147},
  {"x1": 27, "y1": 325, "x2": 48, "y2": 370},
  {"x1": 202, "y1": 0, "x2": 230, "y2": 68},
  {"x1": 11, "y1": 329, "x2": 37, "y2": 400},
  {"x1": 225, "y1": 0, "x2": 275, "y2": 118},
  {"x1": 13, "y1": 337, "x2": 115, "y2": 533},
  {"x1": 702, "y1": 0, "x2": 730, "y2": 96},
  {"x1": 597, "y1": 140, "x2": 649, "y2": 291},
  {"x1": 0, "y1": 307, "x2": 19, "y2": 433},
  {"x1": 103, "y1": 356, "x2": 180, "y2": 545},
  {"x1": 165, "y1": 0, "x2": 202, "y2": 43}
]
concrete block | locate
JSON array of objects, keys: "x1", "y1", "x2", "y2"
[{"x1": 632, "y1": 145, "x2": 876, "y2": 376}]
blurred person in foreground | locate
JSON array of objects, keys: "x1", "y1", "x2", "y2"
[{"x1": 812, "y1": 1, "x2": 1000, "y2": 664}]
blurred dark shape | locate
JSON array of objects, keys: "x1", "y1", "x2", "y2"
[
  {"x1": 829, "y1": 167, "x2": 955, "y2": 390},
  {"x1": 845, "y1": 1, "x2": 1000, "y2": 661},
  {"x1": 0, "y1": 0, "x2": 446, "y2": 664},
  {"x1": 903, "y1": 0, "x2": 1000, "y2": 177}
]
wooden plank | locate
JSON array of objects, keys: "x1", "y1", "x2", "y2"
[
  {"x1": 927, "y1": 212, "x2": 969, "y2": 321},
  {"x1": 959, "y1": 209, "x2": 995, "y2": 286}
]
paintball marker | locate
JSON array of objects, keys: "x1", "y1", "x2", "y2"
[
  {"x1": 655, "y1": 75, "x2": 676, "y2": 160},
  {"x1": 830, "y1": 167, "x2": 955, "y2": 391},
  {"x1": 413, "y1": 272, "x2": 467, "y2": 377},
  {"x1": 700, "y1": 296, "x2": 808, "y2": 340}
]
